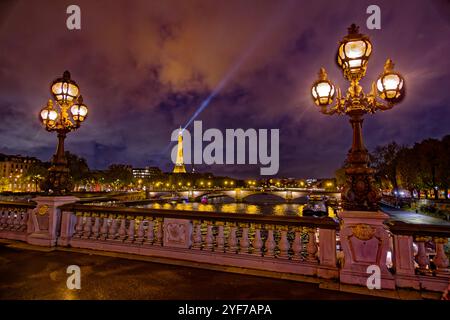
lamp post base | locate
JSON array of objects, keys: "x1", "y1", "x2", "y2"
[
  {"x1": 342, "y1": 167, "x2": 380, "y2": 211},
  {"x1": 41, "y1": 165, "x2": 73, "y2": 195}
]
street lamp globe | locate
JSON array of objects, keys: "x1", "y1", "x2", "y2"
[
  {"x1": 311, "y1": 68, "x2": 335, "y2": 106},
  {"x1": 70, "y1": 95, "x2": 88, "y2": 122},
  {"x1": 337, "y1": 24, "x2": 372, "y2": 80},
  {"x1": 50, "y1": 70, "x2": 80, "y2": 105},
  {"x1": 40, "y1": 100, "x2": 58, "y2": 128},
  {"x1": 376, "y1": 59, "x2": 405, "y2": 103}
]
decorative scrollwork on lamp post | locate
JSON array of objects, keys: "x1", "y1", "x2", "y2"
[
  {"x1": 310, "y1": 24, "x2": 405, "y2": 211},
  {"x1": 39, "y1": 71, "x2": 89, "y2": 195}
]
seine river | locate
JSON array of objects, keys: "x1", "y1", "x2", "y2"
[{"x1": 139, "y1": 194, "x2": 338, "y2": 217}]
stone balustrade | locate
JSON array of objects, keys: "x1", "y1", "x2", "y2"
[
  {"x1": 57, "y1": 203, "x2": 339, "y2": 279},
  {"x1": 0, "y1": 201, "x2": 35, "y2": 242},
  {"x1": 388, "y1": 220, "x2": 450, "y2": 292}
]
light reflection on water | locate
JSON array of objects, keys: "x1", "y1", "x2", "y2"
[{"x1": 143, "y1": 198, "x2": 337, "y2": 218}]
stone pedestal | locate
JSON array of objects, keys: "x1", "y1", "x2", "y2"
[
  {"x1": 27, "y1": 196, "x2": 79, "y2": 247},
  {"x1": 338, "y1": 210, "x2": 395, "y2": 289}
]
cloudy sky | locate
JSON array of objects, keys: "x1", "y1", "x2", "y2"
[{"x1": 0, "y1": 0, "x2": 449, "y2": 178}]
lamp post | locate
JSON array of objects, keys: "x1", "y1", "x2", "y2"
[
  {"x1": 310, "y1": 24, "x2": 405, "y2": 211},
  {"x1": 39, "y1": 71, "x2": 89, "y2": 195}
]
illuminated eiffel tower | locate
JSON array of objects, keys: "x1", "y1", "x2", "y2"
[{"x1": 173, "y1": 127, "x2": 187, "y2": 173}]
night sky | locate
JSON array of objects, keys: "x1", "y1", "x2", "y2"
[{"x1": 0, "y1": 0, "x2": 449, "y2": 178}]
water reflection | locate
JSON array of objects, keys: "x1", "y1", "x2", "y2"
[{"x1": 142, "y1": 200, "x2": 337, "y2": 217}]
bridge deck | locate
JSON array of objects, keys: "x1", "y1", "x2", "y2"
[
  {"x1": 381, "y1": 205, "x2": 450, "y2": 226},
  {"x1": 0, "y1": 241, "x2": 381, "y2": 300}
]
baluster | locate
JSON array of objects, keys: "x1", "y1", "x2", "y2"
[
  {"x1": 0, "y1": 211, "x2": 6, "y2": 229},
  {"x1": 192, "y1": 220, "x2": 202, "y2": 249},
  {"x1": 415, "y1": 236, "x2": 430, "y2": 272},
  {"x1": 264, "y1": 225, "x2": 276, "y2": 258},
  {"x1": 91, "y1": 216, "x2": 100, "y2": 239},
  {"x1": 278, "y1": 226, "x2": 290, "y2": 259},
  {"x1": 136, "y1": 218, "x2": 145, "y2": 244},
  {"x1": 239, "y1": 223, "x2": 250, "y2": 254},
  {"x1": 19, "y1": 212, "x2": 28, "y2": 231},
  {"x1": 13, "y1": 211, "x2": 21, "y2": 230},
  {"x1": 9, "y1": 211, "x2": 16, "y2": 230},
  {"x1": 155, "y1": 218, "x2": 163, "y2": 245},
  {"x1": 6, "y1": 212, "x2": 12, "y2": 230},
  {"x1": 433, "y1": 237, "x2": 449, "y2": 272},
  {"x1": 227, "y1": 223, "x2": 237, "y2": 253},
  {"x1": 292, "y1": 227, "x2": 303, "y2": 260},
  {"x1": 145, "y1": 219, "x2": 155, "y2": 244},
  {"x1": 108, "y1": 216, "x2": 119, "y2": 240},
  {"x1": 306, "y1": 227, "x2": 318, "y2": 262},
  {"x1": 252, "y1": 224, "x2": 263, "y2": 256},
  {"x1": 100, "y1": 215, "x2": 109, "y2": 240},
  {"x1": 126, "y1": 218, "x2": 135, "y2": 243},
  {"x1": 216, "y1": 222, "x2": 225, "y2": 252},
  {"x1": 74, "y1": 214, "x2": 84, "y2": 238},
  {"x1": 82, "y1": 215, "x2": 92, "y2": 239},
  {"x1": 118, "y1": 216, "x2": 127, "y2": 241},
  {"x1": 205, "y1": 221, "x2": 214, "y2": 251}
]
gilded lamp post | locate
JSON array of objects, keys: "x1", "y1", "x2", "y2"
[
  {"x1": 39, "y1": 71, "x2": 89, "y2": 195},
  {"x1": 311, "y1": 24, "x2": 405, "y2": 211}
]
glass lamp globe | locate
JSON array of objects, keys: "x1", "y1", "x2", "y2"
[
  {"x1": 50, "y1": 70, "x2": 80, "y2": 105},
  {"x1": 377, "y1": 59, "x2": 405, "y2": 103},
  {"x1": 337, "y1": 24, "x2": 372, "y2": 80},
  {"x1": 39, "y1": 100, "x2": 58, "y2": 127},
  {"x1": 70, "y1": 96, "x2": 88, "y2": 122},
  {"x1": 311, "y1": 68, "x2": 335, "y2": 106}
]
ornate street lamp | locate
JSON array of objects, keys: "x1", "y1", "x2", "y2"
[
  {"x1": 310, "y1": 24, "x2": 405, "y2": 211},
  {"x1": 39, "y1": 71, "x2": 89, "y2": 195}
]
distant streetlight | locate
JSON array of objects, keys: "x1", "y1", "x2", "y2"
[
  {"x1": 310, "y1": 24, "x2": 405, "y2": 211},
  {"x1": 39, "y1": 70, "x2": 89, "y2": 195}
]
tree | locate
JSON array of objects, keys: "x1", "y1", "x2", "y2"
[
  {"x1": 24, "y1": 163, "x2": 48, "y2": 192},
  {"x1": 0, "y1": 177, "x2": 9, "y2": 192},
  {"x1": 104, "y1": 164, "x2": 133, "y2": 190},
  {"x1": 396, "y1": 147, "x2": 420, "y2": 197},
  {"x1": 370, "y1": 142, "x2": 403, "y2": 191},
  {"x1": 413, "y1": 139, "x2": 443, "y2": 199},
  {"x1": 65, "y1": 151, "x2": 90, "y2": 184},
  {"x1": 335, "y1": 167, "x2": 346, "y2": 189},
  {"x1": 437, "y1": 135, "x2": 450, "y2": 199}
]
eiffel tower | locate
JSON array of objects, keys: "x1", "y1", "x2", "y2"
[{"x1": 173, "y1": 127, "x2": 187, "y2": 173}]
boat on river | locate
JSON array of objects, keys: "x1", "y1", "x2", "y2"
[{"x1": 302, "y1": 196, "x2": 328, "y2": 217}]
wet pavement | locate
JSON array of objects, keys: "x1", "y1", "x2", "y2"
[
  {"x1": 0, "y1": 242, "x2": 380, "y2": 300},
  {"x1": 381, "y1": 205, "x2": 450, "y2": 226}
]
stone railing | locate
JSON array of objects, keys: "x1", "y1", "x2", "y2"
[
  {"x1": 58, "y1": 203, "x2": 340, "y2": 279},
  {"x1": 387, "y1": 220, "x2": 450, "y2": 292},
  {"x1": 0, "y1": 201, "x2": 36, "y2": 242}
]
